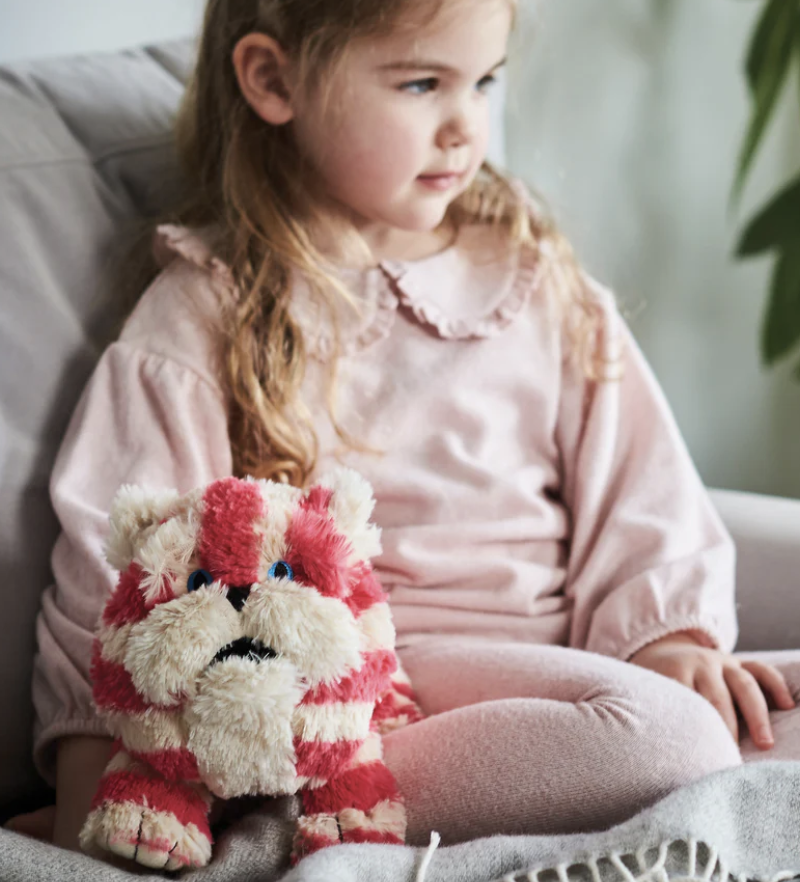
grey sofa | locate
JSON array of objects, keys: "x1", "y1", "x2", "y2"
[{"x1": 1, "y1": 37, "x2": 799, "y2": 825}]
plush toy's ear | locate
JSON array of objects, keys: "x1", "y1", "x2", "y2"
[
  {"x1": 314, "y1": 468, "x2": 382, "y2": 561},
  {"x1": 104, "y1": 484, "x2": 182, "y2": 572}
]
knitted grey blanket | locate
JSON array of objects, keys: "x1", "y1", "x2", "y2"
[{"x1": 1, "y1": 761, "x2": 798, "y2": 882}]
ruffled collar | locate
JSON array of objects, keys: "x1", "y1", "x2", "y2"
[{"x1": 153, "y1": 221, "x2": 541, "y2": 362}]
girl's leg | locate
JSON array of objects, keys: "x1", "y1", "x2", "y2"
[
  {"x1": 383, "y1": 640, "x2": 742, "y2": 846},
  {"x1": 733, "y1": 649, "x2": 800, "y2": 762}
]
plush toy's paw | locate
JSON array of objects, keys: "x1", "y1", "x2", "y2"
[
  {"x1": 290, "y1": 814, "x2": 342, "y2": 865},
  {"x1": 290, "y1": 801, "x2": 407, "y2": 865},
  {"x1": 80, "y1": 801, "x2": 212, "y2": 870},
  {"x1": 337, "y1": 799, "x2": 406, "y2": 845}
]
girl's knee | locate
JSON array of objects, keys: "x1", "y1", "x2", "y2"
[{"x1": 635, "y1": 680, "x2": 742, "y2": 791}]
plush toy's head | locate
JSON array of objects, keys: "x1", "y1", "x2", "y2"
[{"x1": 91, "y1": 468, "x2": 396, "y2": 800}]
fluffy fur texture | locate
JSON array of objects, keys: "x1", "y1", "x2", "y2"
[{"x1": 81, "y1": 468, "x2": 424, "y2": 870}]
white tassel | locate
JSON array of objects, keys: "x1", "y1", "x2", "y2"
[{"x1": 415, "y1": 831, "x2": 441, "y2": 882}]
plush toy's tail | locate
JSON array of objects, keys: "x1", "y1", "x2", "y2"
[
  {"x1": 80, "y1": 743, "x2": 214, "y2": 870},
  {"x1": 372, "y1": 660, "x2": 426, "y2": 734}
]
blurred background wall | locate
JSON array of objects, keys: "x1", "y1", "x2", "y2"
[
  {"x1": 0, "y1": 0, "x2": 204, "y2": 62},
  {"x1": 1, "y1": 0, "x2": 798, "y2": 498},
  {"x1": 506, "y1": 0, "x2": 800, "y2": 499}
]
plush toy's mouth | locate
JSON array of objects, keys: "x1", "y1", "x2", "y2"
[{"x1": 210, "y1": 637, "x2": 277, "y2": 667}]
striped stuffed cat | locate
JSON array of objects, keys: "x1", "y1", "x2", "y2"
[{"x1": 80, "y1": 468, "x2": 423, "y2": 870}]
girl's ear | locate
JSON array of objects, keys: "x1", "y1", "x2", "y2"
[{"x1": 232, "y1": 33, "x2": 296, "y2": 126}]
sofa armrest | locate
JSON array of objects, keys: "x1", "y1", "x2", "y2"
[{"x1": 709, "y1": 488, "x2": 800, "y2": 652}]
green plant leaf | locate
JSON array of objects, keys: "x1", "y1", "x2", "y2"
[
  {"x1": 737, "y1": 174, "x2": 800, "y2": 255},
  {"x1": 797, "y1": 4, "x2": 800, "y2": 109},
  {"x1": 746, "y1": 0, "x2": 792, "y2": 91},
  {"x1": 761, "y1": 247, "x2": 800, "y2": 365},
  {"x1": 732, "y1": 0, "x2": 797, "y2": 203}
]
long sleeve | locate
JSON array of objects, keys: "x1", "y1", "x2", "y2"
[
  {"x1": 32, "y1": 259, "x2": 233, "y2": 785},
  {"x1": 557, "y1": 277, "x2": 737, "y2": 662}
]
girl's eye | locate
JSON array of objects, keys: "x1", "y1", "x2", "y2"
[
  {"x1": 400, "y1": 77, "x2": 439, "y2": 95},
  {"x1": 187, "y1": 569, "x2": 214, "y2": 592},
  {"x1": 399, "y1": 74, "x2": 496, "y2": 96},
  {"x1": 269, "y1": 561, "x2": 294, "y2": 581}
]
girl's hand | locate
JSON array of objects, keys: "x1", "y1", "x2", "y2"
[
  {"x1": 628, "y1": 632, "x2": 796, "y2": 750},
  {"x1": 4, "y1": 805, "x2": 55, "y2": 842}
]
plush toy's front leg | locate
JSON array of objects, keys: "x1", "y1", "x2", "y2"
[
  {"x1": 79, "y1": 743, "x2": 214, "y2": 870},
  {"x1": 292, "y1": 731, "x2": 406, "y2": 864}
]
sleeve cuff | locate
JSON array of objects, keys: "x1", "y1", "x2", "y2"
[
  {"x1": 613, "y1": 617, "x2": 726, "y2": 664},
  {"x1": 33, "y1": 716, "x2": 112, "y2": 788}
]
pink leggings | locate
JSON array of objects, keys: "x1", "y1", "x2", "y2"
[{"x1": 381, "y1": 641, "x2": 800, "y2": 846}]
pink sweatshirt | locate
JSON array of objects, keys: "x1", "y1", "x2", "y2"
[{"x1": 31, "y1": 205, "x2": 737, "y2": 784}]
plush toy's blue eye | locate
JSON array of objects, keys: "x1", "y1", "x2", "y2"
[
  {"x1": 187, "y1": 569, "x2": 214, "y2": 592},
  {"x1": 268, "y1": 561, "x2": 294, "y2": 581}
]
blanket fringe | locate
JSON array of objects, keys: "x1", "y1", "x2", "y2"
[
  {"x1": 498, "y1": 837, "x2": 800, "y2": 882},
  {"x1": 416, "y1": 831, "x2": 441, "y2": 882}
]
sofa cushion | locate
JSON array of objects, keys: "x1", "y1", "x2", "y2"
[{"x1": 0, "y1": 38, "x2": 195, "y2": 808}]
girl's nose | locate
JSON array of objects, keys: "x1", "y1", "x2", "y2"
[
  {"x1": 439, "y1": 106, "x2": 478, "y2": 149},
  {"x1": 438, "y1": 115, "x2": 473, "y2": 150}
]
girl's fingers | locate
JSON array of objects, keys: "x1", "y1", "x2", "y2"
[
  {"x1": 4, "y1": 806, "x2": 56, "y2": 842},
  {"x1": 694, "y1": 668, "x2": 739, "y2": 743},
  {"x1": 723, "y1": 664, "x2": 773, "y2": 749},
  {"x1": 739, "y1": 660, "x2": 796, "y2": 711}
]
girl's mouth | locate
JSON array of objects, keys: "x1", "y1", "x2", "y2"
[{"x1": 417, "y1": 172, "x2": 464, "y2": 191}]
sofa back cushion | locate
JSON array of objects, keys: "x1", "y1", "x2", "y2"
[{"x1": 0, "y1": 39, "x2": 195, "y2": 807}]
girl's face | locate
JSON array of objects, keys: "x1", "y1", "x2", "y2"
[{"x1": 292, "y1": 0, "x2": 512, "y2": 243}]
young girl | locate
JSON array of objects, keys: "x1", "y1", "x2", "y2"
[{"x1": 9, "y1": 0, "x2": 800, "y2": 860}]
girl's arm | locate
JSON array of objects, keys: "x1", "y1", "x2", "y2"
[
  {"x1": 35, "y1": 341, "x2": 232, "y2": 776},
  {"x1": 556, "y1": 277, "x2": 737, "y2": 662},
  {"x1": 33, "y1": 256, "x2": 234, "y2": 829},
  {"x1": 53, "y1": 735, "x2": 114, "y2": 851},
  {"x1": 554, "y1": 277, "x2": 796, "y2": 750},
  {"x1": 6, "y1": 735, "x2": 113, "y2": 850}
]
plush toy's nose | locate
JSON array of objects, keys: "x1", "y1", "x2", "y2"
[{"x1": 226, "y1": 586, "x2": 251, "y2": 612}]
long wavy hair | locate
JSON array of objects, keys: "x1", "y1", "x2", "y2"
[{"x1": 116, "y1": 0, "x2": 606, "y2": 489}]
